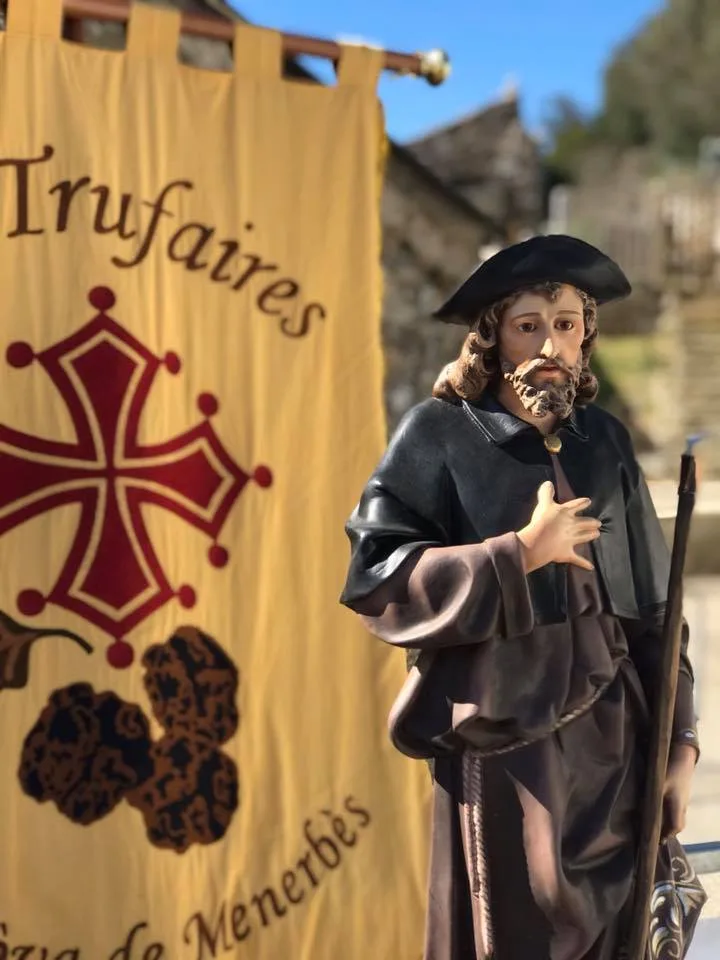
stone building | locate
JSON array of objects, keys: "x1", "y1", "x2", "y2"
[{"x1": 407, "y1": 89, "x2": 544, "y2": 243}]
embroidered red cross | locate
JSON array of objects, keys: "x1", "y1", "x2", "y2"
[{"x1": 0, "y1": 287, "x2": 272, "y2": 668}]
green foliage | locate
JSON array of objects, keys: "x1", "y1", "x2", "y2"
[
  {"x1": 543, "y1": 98, "x2": 603, "y2": 183},
  {"x1": 544, "y1": 0, "x2": 720, "y2": 178},
  {"x1": 602, "y1": 0, "x2": 720, "y2": 157}
]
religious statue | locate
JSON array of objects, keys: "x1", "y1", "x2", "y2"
[{"x1": 340, "y1": 235, "x2": 706, "y2": 960}]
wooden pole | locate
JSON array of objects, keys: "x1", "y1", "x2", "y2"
[
  {"x1": 60, "y1": 0, "x2": 451, "y2": 84},
  {"x1": 624, "y1": 441, "x2": 699, "y2": 960}
]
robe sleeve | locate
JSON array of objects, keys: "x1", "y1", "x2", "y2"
[
  {"x1": 339, "y1": 399, "x2": 535, "y2": 648},
  {"x1": 622, "y1": 457, "x2": 699, "y2": 756},
  {"x1": 348, "y1": 533, "x2": 535, "y2": 650},
  {"x1": 340, "y1": 400, "x2": 454, "y2": 606}
]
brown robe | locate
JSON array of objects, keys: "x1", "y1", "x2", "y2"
[{"x1": 351, "y1": 458, "x2": 699, "y2": 960}]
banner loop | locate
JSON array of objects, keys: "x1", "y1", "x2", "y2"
[
  {"x1": 336, "y1": 45, "x2": 384, "y2": 90},
  {"x1": 6, "y1": 0, "x2": 63, "y2": 38},
  {"x1": 126, "y1": 2, "x2": 181, "y2": 60},
  {"x1": 233, "y1": 24, "x2": 282, "y2": 80}
]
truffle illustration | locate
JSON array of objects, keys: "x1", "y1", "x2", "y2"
[
  {"x1": 127, "y1": 735, "x2": 239, "y2": 853},
  {"x1": 16, "y1": 627, "x2": 242, "y2": 852},
  {"x1": 141, "y1": 626, "x2": 239, "y2": 746},
  {"x1": 18, "y1": 682, "x2": 153, "y2": 825}
]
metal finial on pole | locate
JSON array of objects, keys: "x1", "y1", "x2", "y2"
[{"x1": 417, "y1": 49, "x2": 451, "y2": 86}]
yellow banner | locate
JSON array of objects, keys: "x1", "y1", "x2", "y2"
[{"x1": 0, "y1": 3, "x2": 430, "y2": 958}]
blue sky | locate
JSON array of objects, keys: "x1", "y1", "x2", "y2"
[{"x1": 229, "y1": 0, "x2": 663, "y2": 144}]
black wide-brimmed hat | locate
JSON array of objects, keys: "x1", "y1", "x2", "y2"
[{"x1": 433, "y1": 234, "x2": 632, "y2": 324}]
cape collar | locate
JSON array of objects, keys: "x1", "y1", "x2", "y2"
[{"x1": 462, "y1": 391, "x2": 589, "y2": 445}]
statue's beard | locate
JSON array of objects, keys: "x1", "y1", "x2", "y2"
[{"x1": 500, "y1": 356, "x2": 582, "y2": 420}]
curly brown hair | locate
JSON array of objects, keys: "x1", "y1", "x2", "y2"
[{"x1": 432, "y1": 281, "x2": 599, "y2": 406}]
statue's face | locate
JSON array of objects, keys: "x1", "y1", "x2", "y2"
[{"x1": 498, "y1": 284, "x2": 586, "y2": 419}]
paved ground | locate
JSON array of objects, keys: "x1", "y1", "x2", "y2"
[
  {"x1": 645, "y1": 482, "x2": 719, "y2": 848},
  {"x1": 669, "y1": 577, "x2": 720, "y2": 953},
  {"x1": 689, "y1": 917, "x2": 720, "y2": 958},
  {"x1": 690, "y1": 874, "x2": 720, "y2": 953},
  {"x1": 680, "y1": 577, "x2": 720, "y2": 848}
]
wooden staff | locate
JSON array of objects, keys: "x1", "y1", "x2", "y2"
[
  {"x1": 60, "y1": 0, "x2": 452, "y2": 84},
  {"x1": 625, "y1": 436, "x2": 701, "y2": 960}
]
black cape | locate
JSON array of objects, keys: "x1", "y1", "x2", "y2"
[{"x1": 341, "y1": 393, "x2": 670, "y2": 627}]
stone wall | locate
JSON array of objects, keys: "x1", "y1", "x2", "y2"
[
  {"x1": 380, "y1": 154, "x2": 497, "y2": 431},
  {"x1": 664, "y1": 294, "x2": 720, "y2": 477},
  {"x1": 458, "y1": 118, "x2": 542, "y2": 238},
  {"x1": 380, "y1": 232, "x2": 465, "y2": 430},
  {"x1": 596, "y1": 293, "x2": 720, "y2": 480}
]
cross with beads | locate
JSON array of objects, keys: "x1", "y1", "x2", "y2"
[{"x1": 0, "y1": 287, "x2": 272, "y2": 667}]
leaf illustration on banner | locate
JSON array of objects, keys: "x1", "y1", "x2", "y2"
[{"x1": 0, "y1": 609, "x2": 92, "y2": 691}]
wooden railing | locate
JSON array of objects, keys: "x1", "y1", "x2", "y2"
[{"x1": 547, "y1": 174, "x2": 720, "y2": 290}]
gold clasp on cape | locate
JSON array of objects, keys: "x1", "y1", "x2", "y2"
[{"x1": 543, "y1": 433, "x2": 562, "y2": 455}]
